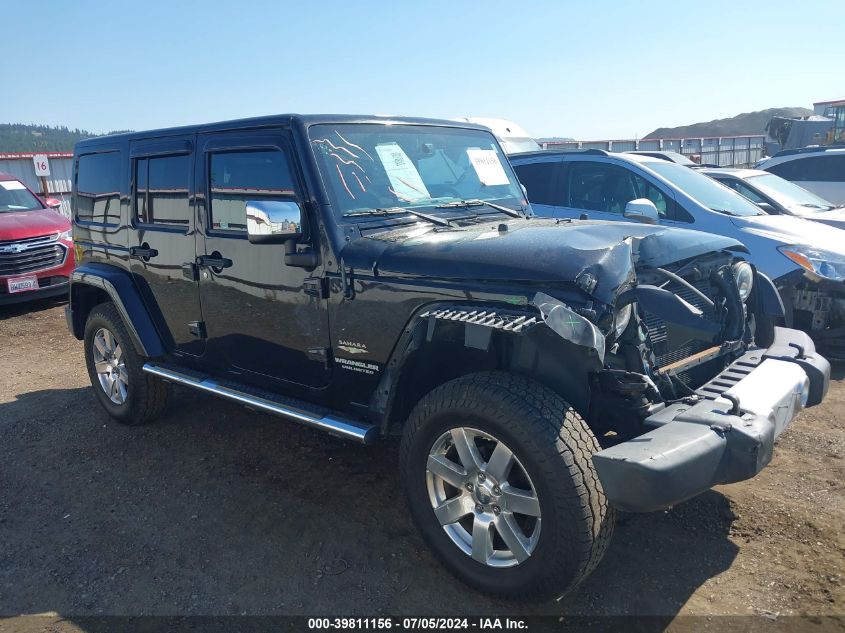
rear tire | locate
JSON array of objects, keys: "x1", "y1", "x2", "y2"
[
  {"x1": 83, "y1": 302, "x2": 168, "y2": 425},
  {"x1": 400, "y1": 371, "x2": 614, "y2": 601}
]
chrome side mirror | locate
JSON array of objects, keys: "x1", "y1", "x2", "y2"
[
  {"x1": 246, "y1": 200, "x2": 303, "y2": 244},
  {"x1": 624, "y1": 198, "x2": 659, "y2": 224}
]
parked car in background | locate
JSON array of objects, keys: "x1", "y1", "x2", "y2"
[
  {"x1": 625, "y1": 150, "x2": 700, "y2": 167},
  {"x1": 757, "y1": 146, "x2": 845, "y2": 205},
  {"x1": 511, "y1": 150, "x2": 845, "y2": 356},
  {"x1": 0, "y1": 172, "x2": 74, "y2": 305},
  {"x1": 455, "y1": 117, "x2": 541, "y2": 155},
  {"x1": 64, "y1": 114, "x2": 829, "y2": 601},
  {"x1": 701, "y1": 167, "x2": 845, "y2": 229}
]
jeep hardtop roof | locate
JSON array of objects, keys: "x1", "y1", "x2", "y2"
[{"x1": 74, "y1": 114, "x2": 490, "y2": 150}]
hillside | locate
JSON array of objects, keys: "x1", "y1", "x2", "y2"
[
  {"x1": 0, "y1": 124, "x2": 130, "y2": 152},
  {"x1": 645, "y1": 107, "x2": 813, "y2": 139}
]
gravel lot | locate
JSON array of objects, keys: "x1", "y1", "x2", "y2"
[{"x1": 1, "y1": 298, "x2": 843, "y2": 625}]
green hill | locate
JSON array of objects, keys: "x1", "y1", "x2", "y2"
[
  {"x1": 0, "y1": 123, "x2": 130, "y2": 152},
  {"x1": 645, "y1": 107, "x2": 813, "y2": 139}
]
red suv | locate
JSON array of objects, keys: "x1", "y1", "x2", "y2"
[{"x1": 0, "y1": 172, "x2": 75, "y2": 305}]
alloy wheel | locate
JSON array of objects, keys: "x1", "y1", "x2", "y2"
[
  {"x1": 92, "y1": 327, "x2": 128, "y2": 405},
  {"x1": 426, "y1": 427, "x2": 541, "y2": 567}
]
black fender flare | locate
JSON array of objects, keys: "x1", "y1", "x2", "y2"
[
  {"x1": 754, "y1": 271, "x2": 786, "y2": 317},
  {"x1": 68, "y1": 263, "x2": 166, "y2": 358},
  {"x1": 370, "y1": 301, "x2": 601, "y2": 433}
]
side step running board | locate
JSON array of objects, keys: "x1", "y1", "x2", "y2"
[{"x1": 142, "y1": 363, "x2": 378, "y2": 444}]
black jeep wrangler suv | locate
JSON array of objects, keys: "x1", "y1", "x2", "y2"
[{"x1": 66, "y1": 114, "x2": 830, "y2": 601}]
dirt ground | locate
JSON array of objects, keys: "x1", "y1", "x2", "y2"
[{"x1": 0, "y1": 298, "x2": 843, "y2": 626}]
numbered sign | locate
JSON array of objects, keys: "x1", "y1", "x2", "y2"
[{"x1": 33, "y1": 155, "x2": 51, "y2": 177}]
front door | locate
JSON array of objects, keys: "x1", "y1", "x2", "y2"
[
  {"x1": 196, "y1": 130, "x2": 331, "y2": 389},
  {"x1": 128, "y1": 137, "x2": 204, "y2": 356},
  {"x1": 563, "y1": 161, "x2": 673, "y2": 224}
]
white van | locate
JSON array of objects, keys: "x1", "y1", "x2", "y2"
[{"x1": 455, "y1": 117, "x2": 541, "y2": 155}]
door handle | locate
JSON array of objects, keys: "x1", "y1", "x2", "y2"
[
  {"x1": 197, "y1": 253, "x2": 233, "y2": 270},
  {"x1": 129, "y1": 245, "x2": 158, "y2": 259}
]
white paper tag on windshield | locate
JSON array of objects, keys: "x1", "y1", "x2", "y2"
[
  {"x1": 467, "y1": 149, "x2": 509, "y2": 186},
  {"x1": 375, "y1": 143, "x2": 430, "y2": 202},
  {"x1": 0, "y1": 180, "x2": 26, "y2": 190}
]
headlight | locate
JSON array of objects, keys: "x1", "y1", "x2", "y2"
[
  {"x1": 778, "y1": 245, "x2": 845, "y2": 282},
  {"x1": 732, "y1": 261, "x2": 754, "y2": 301},
  {"x1": 611, "y1": 303, "x2": 633, "y2": 339},
  {"x1": 58, "y1": 229, "x2": 72, "y2": 241}
]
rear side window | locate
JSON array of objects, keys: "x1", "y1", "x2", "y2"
[
  {"x1": 732, "y1": 182, "x2": 766, "y2": 203},
  {"x1": 76, "y1": 152, "x2": 121, "y2": 223},
  {"x1": 512, "y1": 162, "x2": 562, "y2": 205},
  {"x1": 208, "y1": 149, "x2": 297, "y2": 232},
  {"x1": 767, "y1": 155, "x2": 845, "y2": 182},
  {"x1": 135, "y1": 154, "x2": 192, "y2": 227}
]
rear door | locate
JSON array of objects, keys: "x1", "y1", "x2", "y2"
[
  {"x1": 196, "y1": 129, "x2": 331, "y2": 390},
  {"x1": 128, "y1": 137, "x2": 204, "y2": 356},
  {"x1": 512, "y1": 160, "x2": 571, "y2": 218}
]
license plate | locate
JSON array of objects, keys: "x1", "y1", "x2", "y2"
[{"x1": 7, "y1": 275, "x2": 39, "y2": 294}]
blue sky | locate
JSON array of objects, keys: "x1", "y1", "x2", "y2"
[{"x1": 3, "y1": 0, "x2": 842, "y2": 139}]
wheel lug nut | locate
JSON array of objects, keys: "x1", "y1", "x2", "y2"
[
  {"x1": 492, "y1": 505, "x2": 501, "y2": 515},
  {"x1": 475, "y1": 504, "x2": 484, "y2": 512},
  {"x1": 493, "y1": 486, "x2": 501, "y2": 495},
  {"x1": 465, "y1": 483, "x2": 474, "y2": 492},
  {"x1": 478, "y1": 472, "x2": 486, "y2": 481}
]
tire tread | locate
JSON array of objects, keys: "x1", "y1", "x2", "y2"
[{"x1": 400, "y1": 371, "x2": 614, "y2": 601}]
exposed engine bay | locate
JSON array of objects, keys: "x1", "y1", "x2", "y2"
[{"x1": 589, "y1": 251, "x2": 763, "y2": 438}]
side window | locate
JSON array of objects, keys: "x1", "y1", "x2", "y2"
[
  {"x1": 823, "y1": 155, "x2": 845, "y2": 181},
  {"x1": 512, "y1": 162, "x2": 562, "y2": 205},
  {"x1": 768, "y1": 156, "x2": 843, "y2": 182},
  {"x1": 76, "y1": 152, "x2": 121, "y2": 223},
  {"x1": 733, "y1": 182, "x2": 766, "y2": 203},
  {"x1": 567, "y1": 162, "x2": 637, "y2": 214},
  {"x1": 135, "y1": 154, "x2": 192, "y2": 227},
  {"x1": 208, "y1": 149, "x2": 297, "y2": 232},
  {"x1": 629, "y1": 172, "x2": 669, "y2": 217},
  {"x1": 719, "y1": 178, "x2": 742, "y2": 193}
]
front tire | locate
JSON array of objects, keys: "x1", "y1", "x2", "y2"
[
  {"x1": 83, "y1": 302, "x2": 168, "y2": 425},
  {"x1": 400, "y1": 372, "x2": 614, "y2": 601}
]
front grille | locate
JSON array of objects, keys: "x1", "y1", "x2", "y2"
[
  {"x1": 642, "y1": 276, "x2": 718, "y2": 369},
  {"x1": 0, "y1": 234, "x2": 66, "y2": 276}
]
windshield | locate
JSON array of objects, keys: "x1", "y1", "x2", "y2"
[
  {"x1": 646, "y1": 161, "x2": 764, "y2": 217},
  {"x1": 309, "y1": 124, "x2": 527, "y2": 219},
  {"x1": 0, "y1": 180, "x2": 43, "y2": 213},
  {"x1": 746, "y1": 173, "x2": 836, "y2": 212}
]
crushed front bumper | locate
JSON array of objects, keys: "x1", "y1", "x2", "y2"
[{"x1": 592, "y1": 327, "x2": 830, "y2": 512}]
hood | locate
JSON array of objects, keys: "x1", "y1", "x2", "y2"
[
  {"x1": 797, "y1": 206, "x2": 845, "y2": 231},
  {"x1": 343, "y1": 219, "x2": 746, "y2": 304},
  {"x1": 732, "y1": 213, "x2": 845, "y2": 253},
  {"x1": 0, "y1": 209, "x2": 69, "y2": 241}
]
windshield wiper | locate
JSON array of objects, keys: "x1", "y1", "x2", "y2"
[
  {"x1": 711, "y1": 208, "x2": 744, "y2": 217},
  {"x1": 435, "y1": 199, "x2": 524, "y2": 218},
  {"x1": 342, "y1": 206, "x2": 452, "y2": 227}
]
